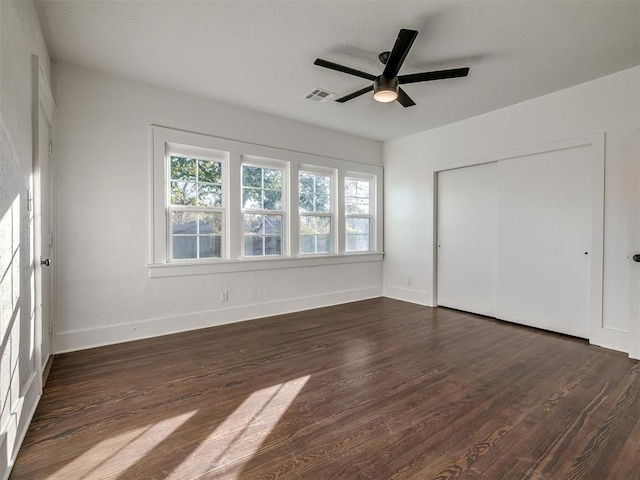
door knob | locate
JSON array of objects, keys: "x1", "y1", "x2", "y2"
[
  {"x1": 40, "y1": 259, "x2": 51, "y2": 266},
  {"x1": 633, "y1": 254, "x2": 640, "y2": 263}
]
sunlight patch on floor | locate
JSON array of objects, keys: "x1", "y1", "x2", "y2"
[
  {"x1": 49, "y1": 410, "x2": 198, "y2": 480},
  {"x1": 169, "y1": 375, "x2": 310, "y2": 479}
]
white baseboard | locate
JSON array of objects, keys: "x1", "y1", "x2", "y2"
[
  {"x1": 383, "y1": 285, "x2": 431, "y2": 306},
  {"x1": 589, "y1": 328, "x2": 629, "y2": 356},
  {"x1": 1, "y1": 371, "x2": 41, "y2": 480},
  {"x1": 55, "y1": 286, "x2": 383, "y2": 354}
]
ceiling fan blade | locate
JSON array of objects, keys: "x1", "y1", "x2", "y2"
[
  {"x1": 396, "y1": 88, "x2": 416, "y2": 108},
  {"x1": 399, "y1": 67, "x2": 470, "y2": 84},
  {"x1": 335, "y1": 85, "x2": 374, "y2": 103},
  {"x1": 382, "y1": 29, "x2": 418, "y2": 79},
  {"x1": 314, "y1": 58, "x2": 376, "y2": 81}
]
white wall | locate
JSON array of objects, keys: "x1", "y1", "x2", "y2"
[
  {"x1": 384, "y1": 67, "x2": 640, "y2": 358},
  {"x1": 0, "y1": 1, "x2": 51, "y2": 477},
  {"x1": 52, "y1": 63, "x2": 383, "y2": 353}
]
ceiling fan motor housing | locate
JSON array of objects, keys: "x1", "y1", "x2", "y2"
[{"x1": 373, "y1": 76, "x2": 399, "y2": 102}]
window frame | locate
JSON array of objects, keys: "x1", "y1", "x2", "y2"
[
  {"x1": 298, "y1": 165, "x2": 336, "y2": 255},
  {"x1": 166, "y1": 145, "x2": 229, "y2": 263},
  {"x1": 344, "y1": 173, "x2": 376, "y2": 253},
  {"x1": 150, "y1": 126, "x2": 383, "y2": 277}
]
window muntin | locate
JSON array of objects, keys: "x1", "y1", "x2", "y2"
[
  {"x1": 345, "y1": 177, "x2": 372, "y2": 252},
  {"x1": 299, "y1": 170, "x2": 333, "y2": 254},
  {"x1": 169, "y1": 155, "x2": 224, "y2": 261},
  {"x1": 242, "y1": 164, "x2": 285, "y2": 257}
]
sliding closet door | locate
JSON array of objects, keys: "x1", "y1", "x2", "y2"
[
  {"x1": 437, "y1": 163, "x2": 497, "y2": 317},
  {"x1": 497, "y1": 147, "x2": 592, "y2": 337}
]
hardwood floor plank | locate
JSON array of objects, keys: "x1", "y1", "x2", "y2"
[{"x1": 9, "y1": 298, "x2": 639, "y2": 480}]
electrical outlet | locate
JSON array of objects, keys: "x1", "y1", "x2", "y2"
[
  {"x1": 221, "y1": 291, "x2": 229, "y2": 302},
  {"x1": 407, "y1": 277, "x2": 413, "y2": 286}
]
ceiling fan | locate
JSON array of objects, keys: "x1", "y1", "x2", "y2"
[{"x1": 314, "y1": 28, "x2": 470, "y2": 107}]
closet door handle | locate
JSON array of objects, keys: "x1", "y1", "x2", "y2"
[{"x1": 633, "y1": 254, "x2": 640, "y2": 263}]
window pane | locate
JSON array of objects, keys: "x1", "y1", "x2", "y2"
[
  {"x1": 316, "y1": 175, "x2": 330, "y2": 195},
  {"x1": 199, "y1": 236, "x2": 221, "y2": 258},
  {"x1": 243, "y1": 213, "x2": 283, "y2": 257},
  {"x1": 346, "y1": 197, "x2": 369, "y2": 215},
  {"x1": 242, "y1": 166, "x2": 263, "y2": 187},
  {"x1": 263, "y1": 168, "x2": 282, "y2": 190},
  {"x1": 171, "y1": 211, "x2": 223, "y2": 260},
  {"x1": 263, "y1": 190, "x2": 282, "y2": 210},
  {"x1": 345, "y1": 178, "x2": 371, "y2": 215},
  {"x1": 198, "y1": 184, "x2": 222, "y2": 207},
  {"x1": 301, "y1": 215, "x2": 330, "y2": 234},
  {"x1": 243, "y1": 214, "x2": 264, "y2": 235},
  {"x1": 345, "y1": 179, "x2": 357, "y2": 197},
  {"x1": 244, "y1": 236, "x2": 263, "y2": 256},
  {"x1": 315, "y1": 194, "x2": 330, "y2": 212},
  {"x1": 346, "y1": 216, "x2": 370, "y2": 252},
  {"x1": 300, "y1": 216, "x2": 331, "y2": 254},
  {"x1": 173, "y1": 236, "x2": 197, "y2": 259},
  {"x1": 346, "y1": 234, "x2": 370, "y2": 252},
  {"x1": 170, "y1": 156, "x2": 196, "y2": 181},
  {"x1": 264, "y1": 236, "x2": 282, "y2": 255},
  {"x1": 198, "y1": 212, "x2": 222, "y2": 235},
  {"x1": 356, "y1": 180, "x2": 370, "y2": 197},
  {"x1": 198, "y1": 160, "x2": 221, "y2": 184},
  {"x1": 243, "y1": 188, "x2": 262, "y2": 209},
  {"x1": 299, "y1": 172, "x2": 331, "y2": 213},
  {"x1": 301, "y1": 234, "x2": 331, "y2": 254},
  {"x1": 171, "y1": 181, "x2": 197, "y2": 206},
  {"x1": 172, "y1": 211, "x2": 197, "y2": 234},
  {"x1": 299, "y1": 173, "x2": 314, "y2": 195},
  {"x1": 243, "y1": 166, "x2": 283, "y2": 211},
  {"x1": 265, "y1": 215, "x2": 282, "y2": 235},
  {"x1": 299, "y1": 194, "x2": 314, "y2": 212},
  {"x1": 346, "y1": 217, "x2": 370, "y2": 234}
]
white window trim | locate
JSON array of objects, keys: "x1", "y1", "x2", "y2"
[{"x1": 150, "y1": 125, "x2": 383, "y2": 276}]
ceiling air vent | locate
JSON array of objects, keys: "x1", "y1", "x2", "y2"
[{"x1": 305, "y1": 88, "x2": 336, "y2": 102}]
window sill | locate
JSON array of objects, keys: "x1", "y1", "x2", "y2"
[{"x1": 147, "y1": 252, "x2": 384, "y2": 278}]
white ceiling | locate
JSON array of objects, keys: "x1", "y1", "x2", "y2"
[{"x1": 35, "y1": 1, "x2": 640, "y2": 141}]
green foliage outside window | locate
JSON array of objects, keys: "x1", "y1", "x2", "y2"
[
  {"x1": 170, "y1": 156, "x2": 223, "y2": 208},
  {"x1": 242, "y1": 166, "x2": 283, "y2": 210}
]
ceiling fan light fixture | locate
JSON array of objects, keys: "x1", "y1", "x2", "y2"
[{"x1": 373, "y1": 76, "x2": 399, "y2": 103}]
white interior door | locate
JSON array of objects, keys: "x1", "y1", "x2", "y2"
[
  {"x1": 496, "y1": 147, "x2": 592, "y2": 337},
  {"x1": 437, "y1": 162, "x2": 497, "y2": 317},
  {"x1": 37, "y1": 104, "x2": 53, "y2": 369}
]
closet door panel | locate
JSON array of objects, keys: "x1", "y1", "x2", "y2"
[
  {"x1": 437, "y1": 163, "x2": 497, "y2": 317},
  {"x1": 496, "y1": 146, "x2": 592, "y2": 337}
]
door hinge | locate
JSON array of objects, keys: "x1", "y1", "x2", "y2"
[
  {"x1": 48, "y1": 322, "x2": 53, "y2": 335},
  {"x1": 48, "y1": 142, "x2": 53, "y2": 157},
  {"x1": 27, "y1": 189, "x2": 33, "y2": 212}
]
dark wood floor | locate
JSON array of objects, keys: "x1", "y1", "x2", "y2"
[{"x1": 10, "y1": 298, "x2": 640, "y2": 479}]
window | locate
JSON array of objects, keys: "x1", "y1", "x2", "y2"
[
  {"x1": 151, "y1": 126, "x2": 383, "y2": 275},
  {"x1": 169, "y1": 154, "x2": 224, "y2": 260},
  {"x1": 299, "y1": 169, "x2": 333, "y2": 254},
  {"x1": 242, "y1": 161, "x2": 286, "y2": 257},
  {"x1": 345, "y1": 176, "x2": 372, "y2": 252}
]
